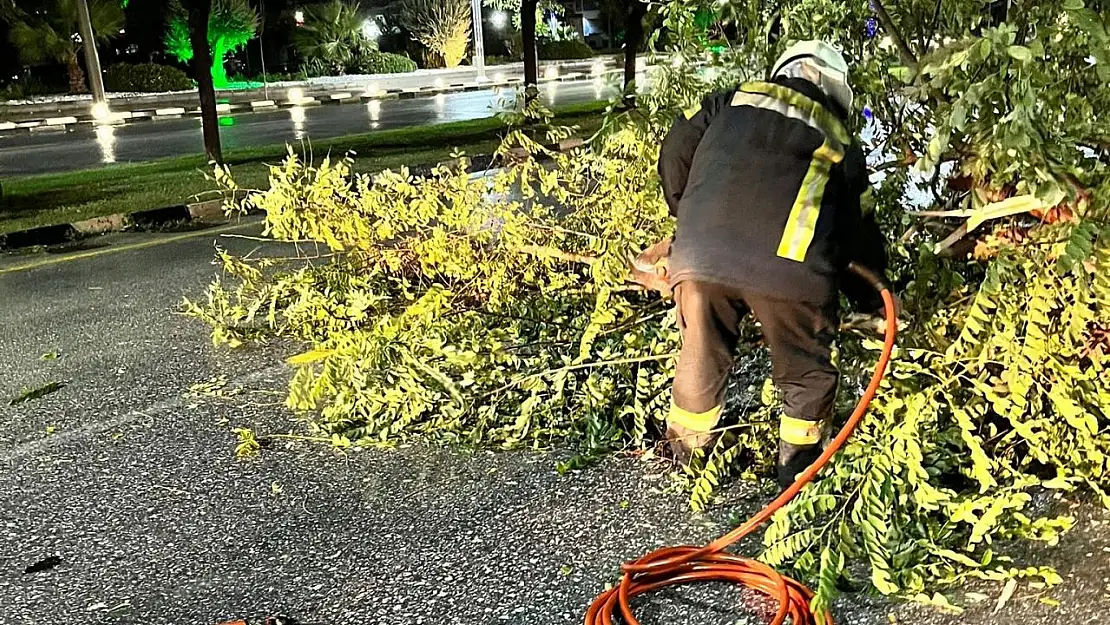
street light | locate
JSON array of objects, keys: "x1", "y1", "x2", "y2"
[
  {"x1": 91, "y1": 101, "x2": 110, "y2": 122},
  {"x1": 294, "y1": 10, "x2": 305, "y2": 25},
  {"x1": 491, "y1": 11, "x2": 507, "y2": 28},
  {"x1": 470, "y1": 0, "x2": 486, "y2": 79},
  {"x1": 76, "y1": 0, "x2": 105, "y2": 106}
]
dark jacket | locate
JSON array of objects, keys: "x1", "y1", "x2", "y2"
[{"x1": 658, "y1": 76, "x2": 888, "y2": 312}]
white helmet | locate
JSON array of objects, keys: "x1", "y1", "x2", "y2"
[{"x1": 771, "y1": 40, "x2": 854, "y2": 114}]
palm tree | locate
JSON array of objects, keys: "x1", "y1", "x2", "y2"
[
  {"x1": 3, "y1": 0, "x2": 124, "y2": 94},
  {"x1": 294, "y1": 0, "x2": 367, "y2": 75}
]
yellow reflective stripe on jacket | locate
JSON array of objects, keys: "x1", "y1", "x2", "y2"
[
  {"x1": 730, "y1": 81, "x2": 850, "y2": 263},
  {"x1": 778, "y1": 140, "x2": 844, "y2": 262},
  {"x1": 735, "y1": 81, "x2": 850, "y2": 148},
  {"x1": 780, "y1": 415, "x2": 823, "y2": 446},
  {"x1": 668, "y1": 402, "x2": 722, "y2": 432},
  {"x1": 683, "y1": 104, "x2": 702, "y2": 120}
]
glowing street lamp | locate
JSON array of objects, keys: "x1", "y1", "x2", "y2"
[
  {"x1": 491, "y1": 11, "x2": 507, "y2": 29},
  {"x1": 91, "y1": 101, "x2": 110, "y2": 122},
  {"x1": 294, "y1": 10, "x2": 305, "y2": 25}
]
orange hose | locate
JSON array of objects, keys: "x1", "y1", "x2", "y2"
[{"x1": 585, "y1": 264, "x2": 898, "y2": 625}]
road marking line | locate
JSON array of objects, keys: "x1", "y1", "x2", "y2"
[
  {"x1": 0, "y1": 220, "x2": 259, "y2": 276},
  {"x1": 0, "y1": 363, "x2": 289, "y2": 462}
]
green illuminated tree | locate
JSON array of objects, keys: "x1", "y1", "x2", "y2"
[
  {"x1": 1, "y1": 0, "x2": 124, "y2": 94},
  {"x1": 164, "y1": 0, "x2": 258, "y2": 88}
]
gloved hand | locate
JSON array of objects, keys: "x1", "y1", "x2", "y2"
[
  {"x1": 841, "y1": 292, "x2": 904, "y2": 334},
  {"x1": 628, "y1": 236, "x2": 673, "y2": 296}
]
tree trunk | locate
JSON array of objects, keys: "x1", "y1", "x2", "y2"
[
  {"x1": 66, "y1": 52, "x2": 87, "y2": 94},
  {"x1": 186, "y1": 0, "x2": 223, "y2": 164},
  {"x1": 210, "y1": 42, "x2": 229, "y2": 88},
  {"x1": 622, "y1": 0, "x2": 647, "y2": 103},
  {"x1": 521, "y1": 0, "x2": 538, "y2": 100}
]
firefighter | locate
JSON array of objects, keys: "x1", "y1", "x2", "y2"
[{"x1": 633, "y1": 40, "x2": 894, "y2": 488}]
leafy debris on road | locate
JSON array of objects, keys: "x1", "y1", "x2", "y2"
[
  {"x1": 41, "y1": 352, "x2": 59, "y2": 360},
  {"x1": 187, "y1": 375, "x2": 241, "y2": 399},
  {"x1": 23, "y1": 555, "x2": 62, "y2": 574},
  {"x1": 995, "y1": 578, "x2": 1018, "y2": 614},
  {"x1": 9, "y1": 381, "x2": 66, "y2": 406},
  {"x1": 234, "y1": 427, "x2": 261, "y2": 458}
]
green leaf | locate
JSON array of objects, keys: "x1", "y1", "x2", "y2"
[
  {"x1": 1063, "y1": 0, "x2": 1084, "y2": 10},
  {"x1": 286, "y1": 349, "x2": 334, "y2": 365},
  {"x1": 1040, "y1": 597, "x2": 1061, "y2": 607},
  {"x1": 950, "y1": 101, "x2": 968, "y2": 132},
  {"x1": 888, "y1": 66, "x2": 912, "y2": 82},
  {"x1": 978, "y1": 39, "x2": 993, "y2": 59},
  {"x1": 1007, "y1": 46, "x2": 1033, "y2": 62}
]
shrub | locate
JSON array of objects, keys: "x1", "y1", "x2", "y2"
[
  {"x1": 349, "y1": 49, "x2": 418, "y2": 75},
  {"x1": 538, "y1": 39, "x2": 594, "y2": 60},
  {"x1": 485, "y1": 55, "x2": 517, "y2": 66},
  {"x1": 400, "y1": 0, "x2": 471, "y2": 68},
  {"x1": 0, "y1": 76, "x2": 67, "y2": 101},
  {"x1": 104, "y1": 63, "x2": 194, "y2": 92},
  {"x1": 231, "y1": 71, "x2": 301, "y2": 83}
]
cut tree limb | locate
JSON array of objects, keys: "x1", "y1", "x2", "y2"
[{"x1": 934, "y1": 222, "x2": 971, "y2": 257}]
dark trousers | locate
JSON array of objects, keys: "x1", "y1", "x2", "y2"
[{"x1": 671, "y1": 280, "x2": 839, "y2": 428}]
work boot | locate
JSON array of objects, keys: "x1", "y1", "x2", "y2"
[
  {"x1": 777, "y1": 440, "x2": 824, "y2": 489},
  {"x1": 665, "y1": 421, "x2": 718, "y2": 465},
  {"x1": 665, "y1": 403, "x2": 722, "y2": 466},
  {"x1": 777, "y1": 416, "x2": 828, "y2": 489}
]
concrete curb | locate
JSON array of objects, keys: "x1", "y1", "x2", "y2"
[
  {"x1": 0, "y1": 199, "x2": 219, "y2": 251},
  {"x1": 0, "y1": 138, "x2": 589, "y2": 252},
  {"x1": 0, "y1": 66, "x2": 640, "y2": 132}
]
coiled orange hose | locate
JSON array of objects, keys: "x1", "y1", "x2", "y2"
[{"x1": 585, "y1": 263, "x2": 898, "y2": 625}]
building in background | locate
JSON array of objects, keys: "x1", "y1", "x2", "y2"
[{"x1": 558, "y1": 0, "x2": 613, "y2": 50}]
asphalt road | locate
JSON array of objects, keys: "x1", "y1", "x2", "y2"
[
  {"x1": 0, "y1": 223, "x2": 1107, "y2": 624},
  {"x1": 0, "y1": 80, "x2": 616, "y2": 176}
]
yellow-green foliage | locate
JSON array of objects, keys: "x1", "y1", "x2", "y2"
[{"x1": 189, "y1": 101, "x2": 681, "y2": 458}]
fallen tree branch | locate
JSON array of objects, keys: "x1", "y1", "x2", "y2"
[
  {"x1": 519, "y1": 244, "x2": 600, "y2": 265},
  {"x1": 934, "y1": 222, "x2": 970, "y2": 256},
  {"x1": 480, "y1": 352, "x2": 680, "y2": 399}
]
